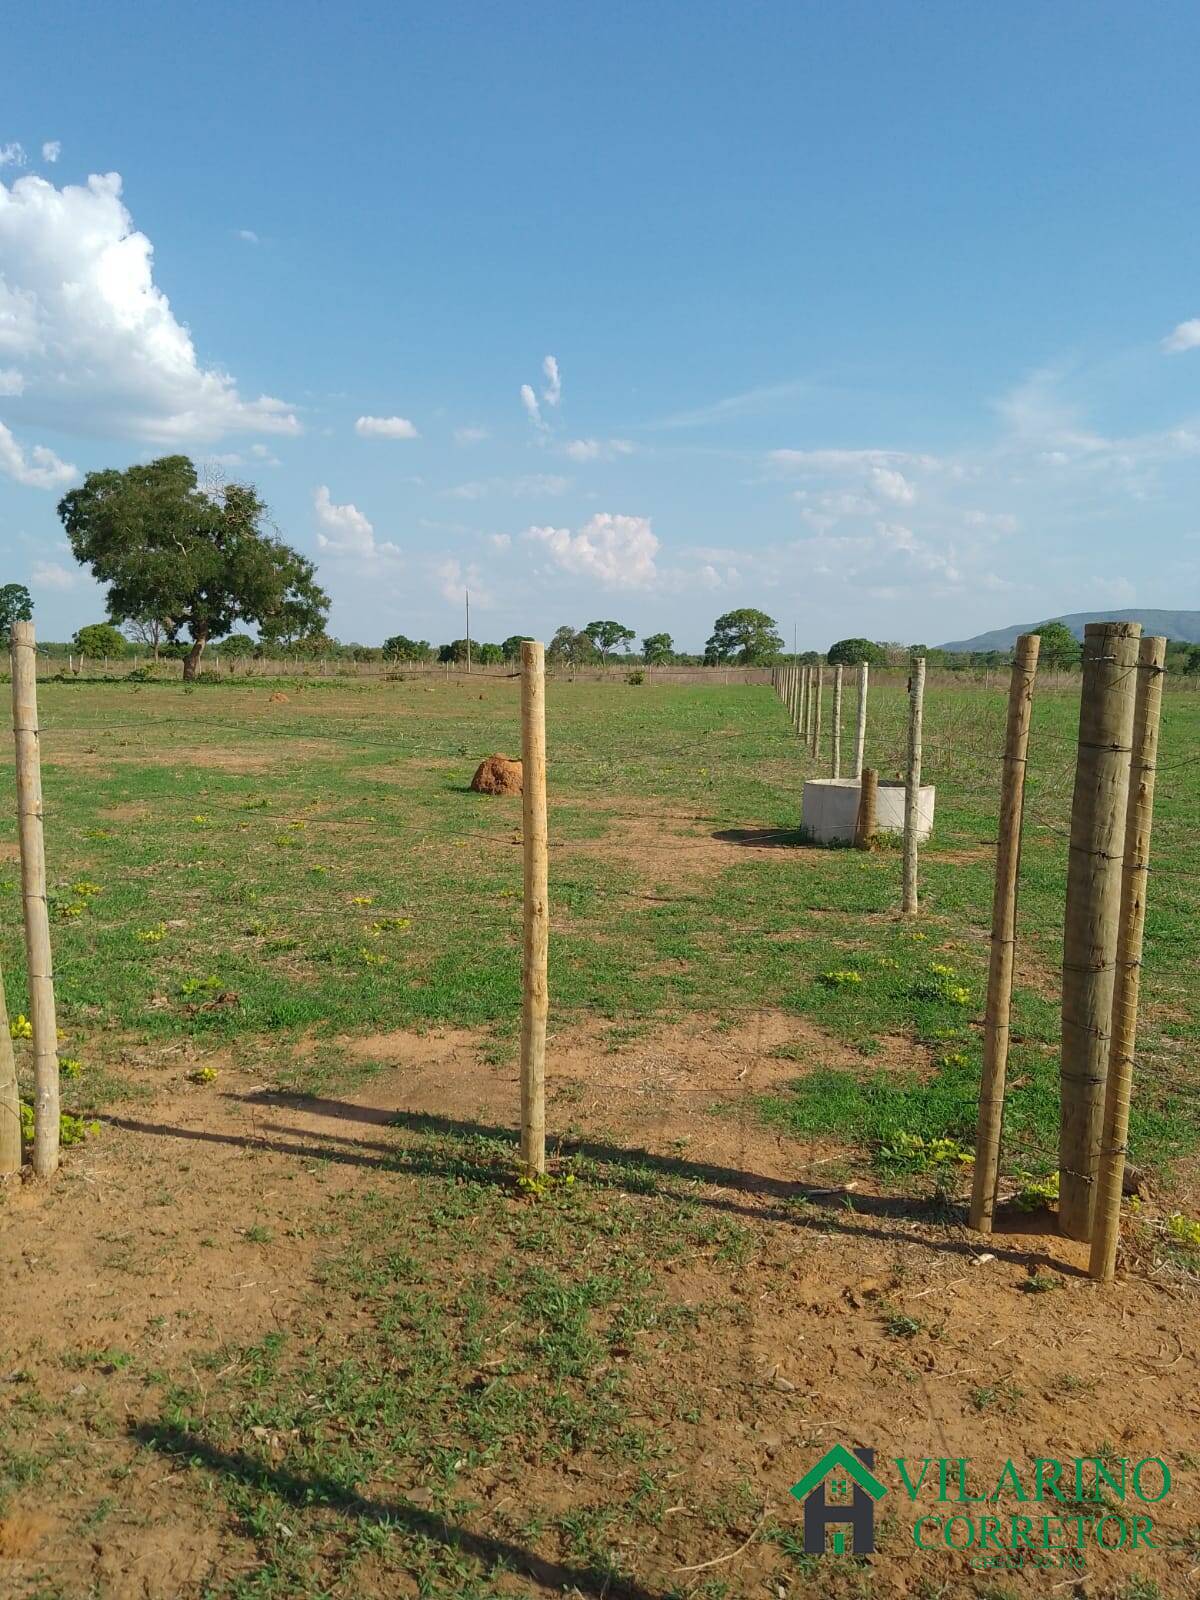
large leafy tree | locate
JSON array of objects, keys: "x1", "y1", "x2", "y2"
[
  {"x1": 0, "y1": 584, "x2": 33, "y2": 647},
  {"x1": 1030, "y1": 620, "x2": 1082, "y2": 670},
  {"x1": 827, "y1": 636, "x2": 886, "y2": 667},
  {"x1": 642, "y1": 631, "x2": 674, "y2": 664},
  {"x1": 546, "y1": 625, "x2": 599, "y2": 667},
  {"x1": 704, "y1": 608, "x2": 783, "y2": 665},
  {"x1": 501, "y1": 634, "x2": 534, "y2": 661},
  {"x1": 383, "y1": 634, "x2": 434, "y2": 662},
  {"x1": 73, "y1": 622, "x2": 128, "y2": 659},
  {"x1": 57, "y1": 456, "x2": 329, "y2": 681},
  {"x1": 583, "y1": 619, "x2": 635, "y2": 661}
]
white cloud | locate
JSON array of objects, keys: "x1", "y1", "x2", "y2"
[
  {"x1": 1162, "y1": 319, "x2": 1200, "y2": 355},
  {"x1": 0, "y1": 366, "x2": 24, "y2": 395},
  {"x1": 313, "y1": 485, "x2": 400, "y2": 561},
  {"x1": 524, "y1": 512, "x2": 659, "y2": 589},
  {"x1": 454, "y1": 425, "x2": 489, "y2": 445},
  {"x1": 520, "y1": 383, "x2": 542, "y2": 427},
  {"x1": 30, "y1": 558, "x2": 82, "y2": 589},
  {"x1": 434, "y1": 557, "x2": 488, "y2": 605},
  {"x1": 542, "y1": 355, "x2": 561, "y2": 407},
  {"x1": 770, "y1": 447, "x2": 937, "y2": 472},
  {"x1": 563, "y1": 437, "x2": 635, "y2": 463},
  {"x1": 869, "y1": 465, "x2": 916, "y2": 504},
  {"x1": 41, "y1": 141, "x2": 61, "y2": 164},
  {"x1": 488, "y1": 533, "x2": 512, "y2": 552},
  {"x1": 0, "y1": 144, "x2": 26, "y2": 169},
  {"x1": 446, "y1": 474, "x2": 569, "y2": 501},
  {"x1": 0, "y1": 421, "x2": 76, "y2": 489},
  {"x1": 236, "y1": 228, "x2": 259, "y2": 244},
  {"x1": 0, "y1": 170, "x2": 301, "y2": 442},
  {"x1": 355, "y1": 414, "x2": 419, "y2": 440}
]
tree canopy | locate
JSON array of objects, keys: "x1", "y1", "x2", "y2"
[
  {"x1": 57, "y1": 456, "x2": 329, "y2": 679},
  {"x1": 0, "y1": 584, "x2": 33, "y2": 647},
  {"x1": 827, "y1": 637, "x2": 886, "y2": 667},
  {"x1": 73, "y1": 622, "x2": 128, "y2": 659},
  {"x1": 582, "y1": 620, "x2": 635, "y2": 660},
  {"x1": 642, "y1": 632, "x2": 674, "y2": 664},
  {"x1": 383, "y1": 634, "x2": 434, "y2": 662},
  {"x1": 501, "y1": 635, "x2": 534, "y2": 661},
  {"x1": 704, "y1": 608, "x2": 783, "y2": 665},
  {"x1": 1030, "y1": 620, "x2": 1082, "y2": 670},
  {"x1": 547, "y1": 626, "x2": 599, "y2": 667}
]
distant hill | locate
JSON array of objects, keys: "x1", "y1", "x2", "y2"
[{"x1": 939, "y1": 610, "x2": 1200, "y2": 653}]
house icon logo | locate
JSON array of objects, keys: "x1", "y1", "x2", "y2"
[{"x1": 790, "y1": 1444, "x2": 887, "y2": 1555}]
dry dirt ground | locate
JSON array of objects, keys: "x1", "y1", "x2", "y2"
[{"x1": 2, "y1": 1012, "x2": 1197, "y2": 1599}]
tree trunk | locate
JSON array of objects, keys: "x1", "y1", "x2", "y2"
[{"x1": 182, "y1": 634, "x2": 207, "y2": 682}]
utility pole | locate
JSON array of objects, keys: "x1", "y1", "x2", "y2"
[{"x1": 465, "y1": 589, "x2": 472, "y2": 674}]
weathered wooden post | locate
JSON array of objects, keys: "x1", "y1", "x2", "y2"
[
  {"x1": 831, "y1": 664, "x2": 843, "y2": 778},
  {"x1": 811, "y1": 666, "x2": 823, "y2": 759},
  {"x1": 1089, "y1": 635, "x2": 1166, "y2": 1279},
  {"x1": 800, "y1": 665, "x2": 809, "y2": 740},
  {"x1": 0, "y1": 962, "x2": 19, "y2": 1175},
  {"x1": 520, "y1": 641, "x2": 548, "y2": 1175},
  {"x1": 970, "y1": 634, "x2": 1040, "y2": 1233},
  {"x1": 854, "y1": 661, "x2": 869, "y2": 779},
  {"x1": 901, "y1": 654, "x2": 925, "y2": 916},
  {"x1": 11, "y1": 622, "x2": 60, "y2": 1177},
  {"x1": 1059, "y1": 621, "x2": 1141, "y2": 1241},
  {"x1": 854, "y1": 769, "x2": 878, "y2": 850}
]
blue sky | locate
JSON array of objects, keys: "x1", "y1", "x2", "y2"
[{"x1": 2, "y1": 0, "x2": 1198, "y2": 651}]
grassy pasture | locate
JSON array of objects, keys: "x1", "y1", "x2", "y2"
[{"x1": 2, "y1": 671, "x2": 1199, "y2": 1599}]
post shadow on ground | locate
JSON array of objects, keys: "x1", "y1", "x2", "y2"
[
  {"x1": 104, "y1": 1099, "x2": 1075, "y2": 1274},
  {"x1": 131, "y1": 1421, "x2": 671, "y2": 1600},
  {"x1": 711, "y1": 826, "x2": 812, "y2": 850}
]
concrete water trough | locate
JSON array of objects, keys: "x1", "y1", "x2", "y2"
[{"x1": 801, "y1": 777, "x2": 935, "y2": 847}]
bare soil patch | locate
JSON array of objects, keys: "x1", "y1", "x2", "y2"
[{"x1": 2, "y1": 1014, "x2": 1196, "y2": 1596}]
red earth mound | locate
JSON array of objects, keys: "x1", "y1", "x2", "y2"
[{"x1": 470, "y1": 754, "x2": 523, "y2": 796}]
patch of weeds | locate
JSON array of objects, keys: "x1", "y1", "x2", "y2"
[{"x1": 1021, "y1": 1272, "x2": 1059, "y2": 1294}]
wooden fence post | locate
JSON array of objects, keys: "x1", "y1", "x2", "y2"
[
  {"x1": 1059, "y1": 621, "x2": 1141, "y2": 1241},
  {"x1": 520, "y1": 641, "x2": 548, "y2": 1175},
  {"x1": 854, "y1": 769, "x2": 878, "y2": 850},
  {"x1": 11, "y1": 622, "x2": 60, "y2": 1177},
  {"x1": 969, "y1": 634, "x2": 1040, "y2": 1233},
  {"x1": 854, "y1": 661, "x2": 869, "y2": 779},
  {"x1": 1089, "y1": 635, "x2": 1166, "y2": 1280},
  {"x1": 811, "y1": 666, "x2": 823, "y2": 758},
  {"x1": 901, "y1": 655, "x2": 926, "y2": 916},
  {"x1": 800, "y1": 665, "x2": 809, "y2": 739},
  {"x1": 0, "y1": 959, "x2": 19, "y2": 1175},
  {"x1": 831, "y1": 664, "x2": 843, "y2": 778}
]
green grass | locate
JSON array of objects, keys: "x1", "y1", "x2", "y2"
[
  {"x1": 3, "y1": 670, "x2": 1198, "y2": 1179},
  {"x1": 3, "y1": 670, "x2": 1199, "y2": 1596}
]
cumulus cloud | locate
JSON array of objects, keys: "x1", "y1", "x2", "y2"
[
  {"x1": 520, "y1": 355, "x2": 562, "y2": 430},
  {"x1": 563, "y1": 437, "x2": 635, "y2": 463},
  {"x1": 519, "y1": 383, "x2": 542, "y2": 428},
  {"x1": 355, "y1": 414, "x2": 419, "y2": 440},
  {"x1": 236, "y1": 228, "x2": 259, "y2": 244},
  {"x1": 868, "y1": 465, "x2": 916, "y2": 504},
  {"x1": 542, "y1": 355, "x2": 561, "y2": 407},
  {"x1": 434, "y1": 557, "x2": 488, "y2": 605},
  {"x1": 0, "y1": 367, "x2": 24, "y2": 396},
  {"x1": 0, "y1": 169, "x2": 301, "y2": 442},
  {"x1": 1162, "y1": 319, "x2": 1200, "y2": 355},
  {"x1": 0, "y1": 144, "x2": 26, "y2": 169},
  {"x1": 30, "y1": 558, "x2": 82, "y2": 589},
  {"x1": 313, "y1": 485, "x2": 399, "y2": 561},
  {"x1": 41, "y1": 141, "x2": 61, "y2": 164},
  {"x1": 524, "y1": 512, "x2": 659, "y2": 589},
  {"x1": 0, "y1": 421, "x2": 76, "y2": 488}
]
